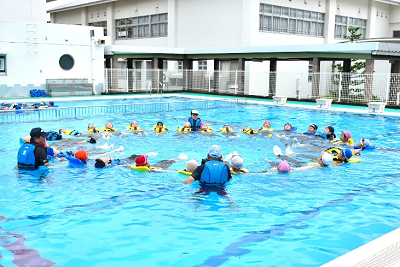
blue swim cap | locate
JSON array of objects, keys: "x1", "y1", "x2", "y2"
[{"x1": 342, "y1": 148, "x2": 352, "y2": 161}]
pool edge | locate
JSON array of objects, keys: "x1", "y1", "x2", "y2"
[{"x1": 321, "y1": 227, "x2": 400, "y2": 267}]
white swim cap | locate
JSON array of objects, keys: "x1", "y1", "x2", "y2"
[
  {"x1": 186, "y1": 159, "x2": 198, "y2": 173},
  {"x1": 321, "y1": 152, "x2": 333, "y2": 166},
  {"x1": 231, "y1": 155, "x2": 243, "y2": 169}
]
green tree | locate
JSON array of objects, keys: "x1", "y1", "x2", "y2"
[{"x1": 344, "y1": 27, "x2": 362, "y2": 43}]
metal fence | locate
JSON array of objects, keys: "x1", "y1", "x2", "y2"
[
  {"x1": 0, "y1": 99, "x2": 246, "y2": 123},
  {"x1": 105, "y1": 69, "x2": 400, "y2": 105},
  {"x1": 0, "y1": 108, "x2": 58, "y2": 123}
]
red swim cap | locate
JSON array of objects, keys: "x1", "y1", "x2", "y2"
[
  {"x1": 75, "y1": 149, "x2": 88, "y2": 162},
  {"x1": 135, "y1": 155, "x2": 148, "y2": 167}
]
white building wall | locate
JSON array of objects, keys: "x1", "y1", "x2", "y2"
[
  {"x1": 258, "y1": 32, "x2": 325, "y2": 46},
  {"x1": 48, "y1": 0, "x2": 400, "y2": 47},
  {"x1": 336, "y1": 0, "x2": 368, "y2": 19},
  {"x1": 389, "y1": 2, "x2": 400, "y2": 36},
  {"x1": 87, "y1": 3, "x2": 108, "y2": 24},
  {"x1": 372, "y1": 1, "x2": 391, "y2": 38},
  {"x1": 0, "y1": 0, "x2": 47, "y2": 23},
  {"x1": 175, "y1": 0, "x2": 244, "y2": 47},
  {"x1": 52, "y1": 8, "x2": 84, "y2": 25},
  {"x1": 0, "y1": 20, "x2": 105, "y2": 97},
  {"x1": 241, "y1": 0, "x2": 260, "y2": 46},
  {"x1": 167, "y1": 0, "x2": 177, "y2": 48}
]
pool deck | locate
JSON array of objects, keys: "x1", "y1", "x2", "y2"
[{"x1": 2, "y1": 92, "x2": 400, "y2": 265}]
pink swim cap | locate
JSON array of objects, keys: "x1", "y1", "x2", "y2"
[{"x1": 277, "y1": 161, "x2": 290, "y2": 173}]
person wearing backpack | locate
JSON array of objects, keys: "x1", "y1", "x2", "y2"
[{"x1": 17, "y1": 128, "x2": 49, "y2": 169}]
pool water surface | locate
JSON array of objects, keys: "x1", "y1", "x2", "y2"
[{"x1": 0, "y1": 97, "x2": 400, "y2": 267}]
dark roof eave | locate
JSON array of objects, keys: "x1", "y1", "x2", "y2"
[{"x1": 107, "y1": 52, "x2": 378, "y2": 60}]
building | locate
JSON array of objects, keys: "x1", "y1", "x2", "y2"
[
  {"x1": 47, "y1": 0, "x2": 400, "y2": 102},
  {"x1": 48, "y1": 0, "x2": 400, "y2": 71},
  {"x1": 0, "y1": 0, "x2": 105, "y2": 97}
]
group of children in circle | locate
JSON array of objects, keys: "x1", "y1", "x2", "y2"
[{"x1": 20, "y1": 108, "x2": 375, "y2": 181}]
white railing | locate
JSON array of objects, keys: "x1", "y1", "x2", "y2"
[
  {"x1": 104, "y1": 69, "x2": 400, "y2": 105},
  {"x1": 0, "y1": 99, "x2": 246, "y2": 123}
]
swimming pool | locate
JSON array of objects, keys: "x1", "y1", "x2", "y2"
[{"x1": 1, "y1": 95, "x2": 400, "y2": 266}]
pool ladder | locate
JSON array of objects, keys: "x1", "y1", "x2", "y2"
[
  {"x1": 145, "y1": 81, "x2": 163, "y2": 96},
  {"x1": 158, "y1": 82, "x2": 163, "y2": 95},
  {"x1": 146, "y1": 81, "x2": 152, "y2": 95}
]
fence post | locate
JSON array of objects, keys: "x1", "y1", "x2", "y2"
[
  {"x1": 105, "y1": 68, "x2": 108, "y2": 94},
  {"x1": 296, "y1": 75, "x2": 301, "y2": 99},
  {"x1": 235, "y1": 70, "x2": 238, "y2": 95},
  {"x1": 157, "y1": 69, "x2": 160, "y2": 94},
  {"x1": 385, "y1": 73, "x2": 391, "y2": 104},
  {"x1": 338, "y1": 73, "x2": 342, "y2": 102},
  {"x1": 126, "y1": 68, "x2": 129, "y2": 93},
  {"x1": 110, "y1": 69, "x2": 113, "y2": 93},
  {"x1": 185, "y1": 69, "x2": 188, "y2": 91},
  {"x1": 208, "y1": 72, "x2": 211, "y2": 93}
]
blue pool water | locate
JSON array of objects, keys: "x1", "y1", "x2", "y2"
[{"x1": 1, "y1": 96, "x2": 400, "y2": 266}]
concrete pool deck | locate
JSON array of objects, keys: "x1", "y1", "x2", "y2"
[{"x1": 2, "y1": 92, "x2": 400, "y2": 266}]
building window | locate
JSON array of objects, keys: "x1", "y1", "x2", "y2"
[
  {"x1": 89, "y1": 21, "x2": 107, "y2": 36},
  {"x1": 116, "y1": 13, "x2": 167, "y2": 39},
  {"x1": 0, "y1": 55, "x2": 5, "y2": 74},
  {"x1": 138, "y1": 16, "x2": 150, "y2": 38},
  {"x1": 151, "y1": 13, "x2": 168, "y2": 37},
  {"x1": 178, "y1": 61, "x2": 183, "y2": 71},
  {"x1": 259, "y1": 4, "x2": 324, "y2": 37},
  {"x1": 334, "y1": 15, "x2": 366, "y2": 39},
  {"x1": 198, "y1": 61, "x2": 207, "y2": 70}
]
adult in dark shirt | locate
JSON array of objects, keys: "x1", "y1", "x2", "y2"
[
  {"x1": 17, "y1": 128, "x2": 49, "y2": 168},
  {"x1": 185, "y1": 145, "x2": 232, "y2": 185},
  {"x1": 30, "y1": 128, "x2": 49, "y2": 168}
]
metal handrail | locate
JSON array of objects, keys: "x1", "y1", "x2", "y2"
[
  {"x1": 158, "y1": 82, "x2": 163, "y2": 95},
  {"x1": 146, "y1": 81, "x2": 152, "y2": 95}
]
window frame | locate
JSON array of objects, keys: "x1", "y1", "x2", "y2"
[
  {"x1": 115, "y1": 13, "x2": 168, "y2": 40},
  {"x1": 334, "y1": 15, "x2": 366, "y2": 39},
  {"x1": 259, "y1": 3, "x2": 324, "y2": 38},
  {"x1": 198, "y1": 61, "x2": 207, "y2": 71},
  {"x1": 0, "y1": 55, "x2": 6, "y2": 74}
]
